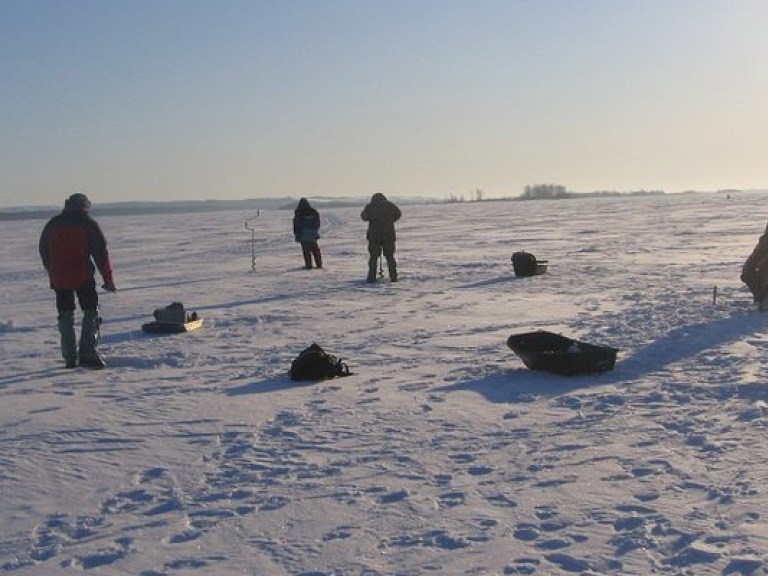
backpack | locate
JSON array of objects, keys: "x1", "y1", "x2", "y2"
[
  {"x1": 153, "y1": 301, "x2": 186, "y2": 324},
  {"x1": 511, "y1": 251, "x2": 537, "y2": 277},
  {"x1": 289, "y1": 343, "x2": 351, "y2": 381}
]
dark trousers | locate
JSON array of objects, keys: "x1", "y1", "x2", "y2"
[
  {"x1": 301, "y1": 242, "x2": 322, "y2": 268},
  {"x1": 55, "y1": 279, "x2": 99, "y2": 313},
  {"x1": 54, "y1": 279, "x2": 101, "y2": 364},
  {"x1": 367, "y1": 239, "x2": 397, "y2": 280}
]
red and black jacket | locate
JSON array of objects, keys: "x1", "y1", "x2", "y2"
[{"x1": 39, "y1": 210, "x2": 113, "y2": 290}]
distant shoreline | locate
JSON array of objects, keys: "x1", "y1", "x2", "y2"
[
  {"x1": 0, "y1": 189, "x2": 763, "y2": 221},
  {"x1": 0, "y1": 196, "x2": 369, "y2": 221}
]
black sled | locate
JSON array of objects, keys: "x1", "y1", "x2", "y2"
[{"x1": 507, "y1": 330, "x2": 618, "y2": 376}]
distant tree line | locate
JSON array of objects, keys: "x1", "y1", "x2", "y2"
[
  {"x1": 521, "y1": 184, "x2": 568, "y2": 200},
  {"x1": 519, "y1": 184, "x2": 664, "y2": 200},
  {"x1": 442, "y1": 185, "x2": 665, "y2": 204},
  {"x1": 444, "y1": 189, "x2": 485, "y2": 203}
]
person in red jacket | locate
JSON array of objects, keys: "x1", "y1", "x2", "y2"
[{"x1": 39, "y1": 193, "x2": 116, "y2": 368}]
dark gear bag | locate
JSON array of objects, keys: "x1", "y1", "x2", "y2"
[
  {"x1": 512, "y1": 251, "x2": 537, "y2": 277},
  {"x1": 153, "y1": 301, "x2": 186, "y2": 324},
  {"x1": 290, "y1": 343, "x2": 351, "y2": 381}
]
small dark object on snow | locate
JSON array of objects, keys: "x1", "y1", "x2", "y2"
[
  {"x1": 153, "y1": 301, "x2": 186, "y2": 323},
  {"x1": 507, "y1": 330, "x2": 618, "y2": 376},
  {"x1": 512, "y1": 251, "x2": 548, "y2": 277},
  {"x1": 142, "y1": 302, "x2": 203, "y2": 334},
  {"x1": 290, "y1": 343, "x2": 351, "y2": 381}
]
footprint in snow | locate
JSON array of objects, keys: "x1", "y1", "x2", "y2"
[
  {"x1": 64, "y1": 537, "x2": 132, "y2": 570},
  {"x1": 378, "y1": 489, "x2": 409, "y2": 504},
  {"x1": 544, "y1": 552, "x2": 591, "y2": 573},
  {"x1": 167, "y1": 529, "x2": 202, "y2": 544},
  {"x1": 321, "y1": 526, "x2": 355, "y2": 541},
  {"x1": 101, "y1": 489, "x2": 154, "y2": 514},
  {"x1": 467, "y1": 464, "x2": 494, "y2": 476},
  {"x1": 448, "y1": 452, "x2": 475, "y2": 463},
  {"x1": 435, "y1": 491, "x2": 466, "y2": 508},
  {"x1": 135, "y1": 467, "x2": 166, "y2": 484}
]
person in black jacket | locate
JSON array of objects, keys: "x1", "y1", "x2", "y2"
[
  {"x1": 293, "y1": 198, "x2": 322, "y2": 269},
  {"x1": 361, "y1": 192, "x2": 401, "y2": 282},
  {"x1": 39, "y1": 193, "x2": 116, "y2": 368}
]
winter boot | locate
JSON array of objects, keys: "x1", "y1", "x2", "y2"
[
  {"x1": 760, "y1": 293, "x2": 768, "y2": 312},
  {"x1": 58, "y1": 310, "x2": 77, "y2": 368},
  {"x1": 366, "y1": 261, "x2": 377, "y2": 283},
  {"x1": 387, "y1": 258, "x2": 398, "y2": 282},
  {"x1": 301, "y1": 244, "x2": 313, "y2": 269},
  {"x1": 79, "y1": 309, "x2": 106, "y2": 369}
]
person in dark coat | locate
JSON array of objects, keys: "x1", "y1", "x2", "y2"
[
  {"x1": 39, "y1": 193, "x2": 116, "y2": 368},
  {"x1": 361, "y1": 192, "x2": 401, "y2": 282},
  {"x1": 742, "y1": 221, "x2": 768, "y2": 310},
  {"x1": 293, "y1": 198, "x2": 322, "y2": 269}
]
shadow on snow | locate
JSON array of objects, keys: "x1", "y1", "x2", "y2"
[{"x1": 225, "y1": 375, "x2": 315, "y2": 396}]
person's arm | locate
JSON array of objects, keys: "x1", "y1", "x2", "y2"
[
  {"x1": 39, "y1": 224, "x2": 50, "y2": 271},
  {"x1": 88, "y1": 220, "x2": 115, "y2": 291}
]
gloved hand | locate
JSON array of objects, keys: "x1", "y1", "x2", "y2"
[{"x1": 102, "y1": 279, "x2": 117, "y2": 292}]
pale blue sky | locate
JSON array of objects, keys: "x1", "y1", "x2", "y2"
[{"x1": 1, "y1": 0, "x2": 766, "y2": 207}]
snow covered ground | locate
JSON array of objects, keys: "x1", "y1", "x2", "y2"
[{"x1": 2, "y1": 191, "x2": 768, "y2": 575}]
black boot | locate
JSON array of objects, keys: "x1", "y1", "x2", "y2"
[
  {"x1": 58, "y1": 310, "x2": 77, "y2": 368},
  {"x1": 387, "y1": 258, "x2": 398, "y2": 282},
  {"x1": 79, "y1": 353, "x2": 106, "y2": 369},
  {"x1": 366, "y1": 262, "x2": 377, "y2": 283},
  {"x1": 79, "y1": 309, "x2": 106, "y2": 369}
]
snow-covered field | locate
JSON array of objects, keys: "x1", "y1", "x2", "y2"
[{"x1": 2, "y1": 192, "x2": 768, "y2": 575}]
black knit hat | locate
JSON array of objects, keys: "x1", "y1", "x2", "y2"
[{"x1": 64, "y1": 193, "x2": 91, "y2": 213}]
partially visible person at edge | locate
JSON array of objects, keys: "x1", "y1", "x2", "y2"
[
  {"x1": 293, "y1": 197, "x2": 322, "y2": 269},
  {"x1": 361, "y1": 192, "x2": 401, "y2": 283},
  {"x1": 742, "y1": 220, "x2": 768, "y2": 311},
  {"x1": 39, "y1": 193, "x2": 116, "y2": 369}
]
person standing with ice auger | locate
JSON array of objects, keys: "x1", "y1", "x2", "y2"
[
  {"x1": 361, "y1": 192, "x2": 401, "y2": 283},
  {"x1": 39, "y1": 193, "x2": 116, "y2": 368}
]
